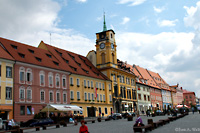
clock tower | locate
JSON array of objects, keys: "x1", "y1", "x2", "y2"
[{"x1": 96, "y1": 14, "x2": 117, "y2": 69}]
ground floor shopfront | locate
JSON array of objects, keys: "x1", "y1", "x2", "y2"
[
  {"x1": 163, "y1": 102, "x2": 172, "y2": 110},
  {"x1": 151, "y1": 102, "x2": 163, "y2": 111},
  {"x1": 71, "y1": 102, "x2": 113, "y2": 118},
  {"x1": 0, "y1": 105, "x2": 13, "y2": 120},
  {"x1": 113, "y1": 98, "x2": 137, "y2": 113},
  {"x1": 138, "y1": 102, "x2": 151, "y2": 115}
]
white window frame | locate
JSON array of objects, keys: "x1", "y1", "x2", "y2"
[
  {"x1": 84, "y1": 80, "x2": 86, "y2": 87},
  {"x1": 103, "y1": 94, "x2": 105, "y2": 102},
  {"x1": 19, "y1": 67, "x2": 25, "y2": 84},
  {"x1": 19, "y1": 86, "x2": 25, "y2": 100},
  {"x1": 96, "y1": 82, "x2": 98, "y2": 88},
  {"x1": 48, "y1": 72, "x2": 53, "y2": 88},
  {"x1": 55, "y1": 73, "x2": 60, "y2": 88},
  {"x1": 27, "y1": 87, "x2": 32, "y2": 101},
  {"x1": 62, "y1": 75, "x2": 67, "y2": 89},
  {"x1": 56, "y1": 91, "x2": 60, "y2": 102},
  {"x1": 63, "y1": 92, "x2": 67, "y2": 103},
  {"x1": 6, "y1": 87, "x2": 12, "y2": 100},
  {"x1": 70, "y1": 77, "x2": 73, "y2": 85},
  {"x1": 39, "y1": 71, "x2": 45, "y2": 87},
  {"x1": 40, "y1": 90, "x2": 45, "y2": 102},
  {"x1": 26, "y1": 68, "x2": 32, "y2": 85},
  {"x1": 49, "y1": 91, "x2": 54, "y2": 102},
  {"x1": 102, "y1": 83, "x2": 105, "y2": 90},
  {"x1": 109, "y1": 95, "x2": 112, "y2": 102},
  {"x1": 6, "y1": 66, "x2": 12, "y2": 78}
]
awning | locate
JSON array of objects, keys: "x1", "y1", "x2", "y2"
[{"x1": 40, "y1": 104, "x2": 83, "y2": 112}]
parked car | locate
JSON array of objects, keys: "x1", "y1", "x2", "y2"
[
  {"x1": 155, "y1": 110, "x2": 164, "y2": 116},
  {"x1": 20, "y1": 119, "x2": 39, "y2": 127},
  {"x1": 112, "y1": 113, "x2": 122, "y2": 120},
  {"x1": 122, "y1": 113, "x2": 132, "y2": 118},
  {"x1": 29, "y1": 118, "x2": 54, "y2": 127}
]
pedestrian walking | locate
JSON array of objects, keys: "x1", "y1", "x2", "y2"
[
  {"x1": 8, "y1": 120, "x2": 12, "y2": 130},
  {"x1": 79, "y1": 120, "x2": 89, "y2": 133}
]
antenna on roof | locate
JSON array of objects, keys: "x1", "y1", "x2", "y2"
[{"x1": 50, "y1": 32, "x2": 51, "y2": 45}]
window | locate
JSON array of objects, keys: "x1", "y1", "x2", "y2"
[
  {"x1": 20, "y1": 106, "x2": 25, "y2": 115},
  {"x1": 40, "y1": 74, "x2": 45, "y2": 86},
  {"x1": 27, "y1": 89, "x2": 32, "y2": 100},
  {"x1": 84, "y1": 92, "x2": 87, "y2": 100},
  {"x1": 101, "y1": 53, "x2": 105, "y2": 64},
  {"x1": 102, "y1": 83, "x2": 105, "y2": 90},
  {"x1": 6, "y1": 87, "x2": 12, "y2": 100},
  {"x1": 144, "y1": 95, "x2": 146, "y2": 101},
  {"x1": 56, "y1": 92, "x2": 60, "y2": 102},
  {"x1": 109, "y1": 84, "x2": 111, "y2": 91},
  {"x1": 88, "y1": 81, "x2": 90, "y2": 88},
  {"x1": 20, "y1": 88, "x2": 25, "y2": 99},
  {"x1": 105, "y1": 108, "x2": 107, "y2": 114},
  {"x1": 27, "y1": 106, "x2": 32, "y2": 115},
  {"x1": 143, "y1": 88, "x2": 145, "y2": 91},
  {"x1": 99, "y1": 83, "x2": 101, "y2": 89},
  {"x1": 70, "y1": 77, "x2": 73, "y2": 85},
  {"x1": 70, "y1": 91, "x2": 74, "y2": 99},
  {"x1": 186, "y1": 96, "x2": 188, "y2": 99},
  {"x1": 100, "y1": 94, "x2": 102, "y2": 102},
  {"x1": 113, "y1": 74, "x2": 116, "y2": 81},
  {"x1": 26, "y1": 69, "x2": 32, "y2": 82},
  {"x1": 63, "y1": 93, "x2": 67, "y2": 102},
  {"x1": 103, "y1": 95, "x2": 105, "y2": 102},
  {"x1": 92, "y1": 93, "x2": 94, "y2": 101},
  {"x1": 55, "y1": 74, "x2": 60, "y2": 87},
  {"x1": 96, "y1": 82, "x2": 98, "y2": 89},
  {"x1": 77, "y1": 92, "x2": 80, "y2": 100},
  {"x1": 190, "y1": 95, "x2": 192, "y2": 99},
  {"x1": 40, "y1": 91, "x2": 45, "y2": 101},
  {"x1": 77, "y1": 78, "x2": 80, "y2": 86},
  {"x1": 99, "y1": 107, "x2": 101, "y2": 114},
  {"x1": 97, "y1": 94, "x2": 99, "y2": 101},
  {"x1": 49, "y1": 73, "x2": 53, "y2": 87},
  {"x1": 138, "y1": 93, "x2": 141, "y2": 100},
  {"x1": 84, "y1": 80, "x2": 86, "y2": 87},
  {"x1": 88, "y1": 93, "x2": 91, "y2": 101},
  {"x1": 91, "y1": 81, "x2": 93, "y2": 88},
  {"x1": 148, "y1": 95, "x2": 150, "y2": 101},
  {"x1": 49, "y1": 91, "x2": 53, "y2": 101},
  {"x1": 20, "y1": 71, "x2": 25, "y2": 82},
  {"x1": 109, "y1": 95, "x2": 112, "y2": 102},
  {"x1": 122, "y1": 76, "x2": 124, "y2": 83},
  {"x1": 62, "y1": 76, "x2": 66, "y2": 88},
  {"x1": 112, "y1": 53, "x2": 114, "y2": 63},
  {"x1": 6, "y1": 66, "x2": 12, "y2": 78}
]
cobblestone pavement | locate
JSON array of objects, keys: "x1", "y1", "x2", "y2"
[{"x1": 24, "y1": 112, "x2": 200, "y2": 133}]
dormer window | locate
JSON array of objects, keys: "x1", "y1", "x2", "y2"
[
  {"x1": 69, "y1": 65, "x2": 77, "y2": 71},
  {"x1": 18, "y1": 53, "x2": 25, "y2": 58},
  {"x1": 46, "y1": 54, "x2": 52, "y2": 58},
  {"x1": 62, "y1": 57, "x2": 69, "y2": 64},
  {"x1": 28, "y1": 49, "x2": 34, "y2": 54},
  {"x1": 11, "y1": 44, "x2": 17, "y2": 49},
  {"x1": 53, "y1": 61, "x2": 59, "y2": 66},
  {"x1": 35, "y1": 57, "x2": 42, "y2": 62}
]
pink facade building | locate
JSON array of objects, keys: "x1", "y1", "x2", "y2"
[
  {"x1": 176, "y1": 86, "x2": 183, "y2": 105},
  {"x1": 0, "y1": 37, "x2": 70, "y2": 122},
  {"x1": 183, "y1": 89, "x2": 196, "y2": 108}
]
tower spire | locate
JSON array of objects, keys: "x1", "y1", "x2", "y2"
[{"x1": 103, "y1": 12, "x2": 107, "y2": 32}]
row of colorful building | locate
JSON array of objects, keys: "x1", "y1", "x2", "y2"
[{"x1": 0, "y1": 19, "x2": 197, "y2": 122}]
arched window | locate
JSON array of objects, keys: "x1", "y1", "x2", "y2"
[
  {"x1": 101, "y1": 53, "x2": 105, "y2": 64},
  {"x1": 112, "y1": 53, "x2": 114, "y2": 63},
  {"x1": 19, "y1": 67, "x2": 25, "y2": 84},
  {"x1": 39, "y1": 71, "x2": 45, "y2": 86}
]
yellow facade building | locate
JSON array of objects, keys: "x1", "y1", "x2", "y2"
[
  {"x1": 0, "y1": 46, "x2": 15, "y2": 120},
  {"x1": 87, "y1": 15, "x2": 137, "y2": 113}
]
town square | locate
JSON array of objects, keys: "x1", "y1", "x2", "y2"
[{"x1": 0, "y1": 0, "x2": 200, "y2": 133}]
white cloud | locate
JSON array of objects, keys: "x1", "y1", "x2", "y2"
[
  {"x1": 157, "y1": 19, "x2": 178, "y2": 27},
  {"x1": 0, "y1": 0, "x2": 94, "y2": 56},
  {"x1": 121, "y1": 17, "x2": 130, "y2": 25},
  {"x1": 153, "y1": 6, "x2": 165, "y2": 13},
  {"x1": 117, "y1": 0, "x2": 146, "y2": 6},
  {"x1": 76, "y1": 0, "x2": 87, "y2": 3}
]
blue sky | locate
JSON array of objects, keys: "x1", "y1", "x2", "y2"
[{"x1": 1, "y1": 0, "x2": 200, "y2": 97}]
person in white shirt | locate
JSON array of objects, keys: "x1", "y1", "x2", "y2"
[{"x1": 8, "y1": 120, "x2": 12, "y2": 130}]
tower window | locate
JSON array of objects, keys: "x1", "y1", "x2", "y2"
[
  {"x1": 101, "y1": 53, "x2": 105, "y2": 64},
  {"x1": 112, "y1": 53, "x2": 114, "y2": 63},
  {"x1": 111, "y1": 33, "x2": 113, "y2": 38}
]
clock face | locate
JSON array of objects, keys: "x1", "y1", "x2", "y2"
[
  {"x1": 111, "y1": 43, "x2": 114, "y2": 49},
  {"x1": 100, "y1": 43, "x2": 105, "y2": 49}
]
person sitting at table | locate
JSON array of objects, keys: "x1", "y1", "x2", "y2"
[{"x1": 134, "y1": 114, "x2": 144, "y2": 127}]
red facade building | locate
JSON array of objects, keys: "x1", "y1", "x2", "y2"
[{"x1": 183, "y1": 89, "x2": 196, "y2": 108}]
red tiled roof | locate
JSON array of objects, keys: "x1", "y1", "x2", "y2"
[
  {"x1": 0, "y1": 37, "x2": 67, "y2": 71},
  {"x1": 0, "y1": 43, "x2": 14, "y2": 61},
  {"x1": 40, "y1": 42, "x2": 110, "y2": 80},
  {"x1": 183, "y1": 89, "x2": 195, "y2": 94}
]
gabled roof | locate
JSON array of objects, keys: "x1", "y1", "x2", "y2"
[
  {"x1": 0, "y1": 37, "x2": 67, "y2": 71},
  {"x1": 147, "y1": 69, "x2": 170, "y2": 91},
  {"x1": 39, "y1": 41, "x2": 110, "y2": 80},
  {"x1": 183, "y1": 89, "x2": 195, "y2": 95},
  {"x1": 0, "y1": 42, "x2": 14, "y2": 61}
]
